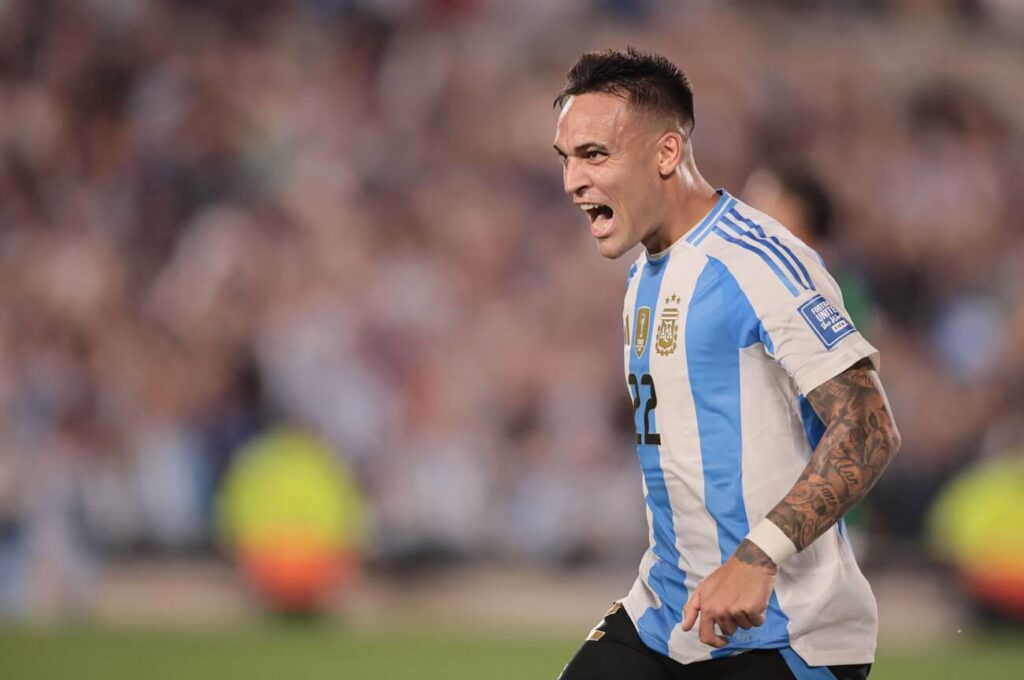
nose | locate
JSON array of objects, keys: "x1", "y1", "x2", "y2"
[{"x1": 563, "y1": 157, "x2": 590, "y2": 196}]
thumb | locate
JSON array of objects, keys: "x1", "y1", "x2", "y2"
[{"x1": 681, "y1": 591, "x2": 700, "y2": 631}]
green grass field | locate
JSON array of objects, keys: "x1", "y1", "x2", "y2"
[{"x1": 1, "y1": 624, "x2": 1021, "y2": 679}]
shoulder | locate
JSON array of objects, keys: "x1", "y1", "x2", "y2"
[
  {"x1": 694, "y1": 197, "x2": 825, "y2": 299},
  {"x1": 623, "y1": 253, "x2": 646, "y2": 309},
  {"x1": 625, "y1": 250, "x2": 652, "y2": 286},
  {"x1": 730, "y1": 202, "x2": 825, "y2": 270},
  {"x1": 626, "y1": 258, "x2": 641, "y2": 284}
]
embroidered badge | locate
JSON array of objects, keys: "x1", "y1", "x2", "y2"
[
  {"x1": 655, "y1": 294, "x2": 680, "y2": 357},
  {"x1": 798, "y1": 294, "x2": 856, "y2": 349},
  {"x1": 634, "y1": 306, "x2": 651, "y2": 359}
]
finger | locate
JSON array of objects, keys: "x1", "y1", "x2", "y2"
[
  {"x1": 718, "y1": 616, "x2": 738, "y2": 636},
  {"x1": 732, "y1": 612, "x2": 756, "y2": 630},
  {"x1": 699, "y1": 614, "x2": 716, "y2": 645},
  {"x1": 699, "y1": 613, "x2": 728, "y2": 648},
  {"x1": 681, "y1": 592, "x2": 700, "y2": 632},
  {"x1": 751, "y1": 610, "x2": 767, "y2": 627}
]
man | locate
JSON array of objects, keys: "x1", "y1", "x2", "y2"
[{"x1": 552, "y1": 48, "x2": 901, "y2": 679}]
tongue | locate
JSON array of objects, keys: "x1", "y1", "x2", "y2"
[{"x1": 592, "y1": 211, "x2": 614, "y2": 237}]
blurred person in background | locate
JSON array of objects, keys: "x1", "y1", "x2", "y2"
[
  {"x1": 741, "y1": 167, "x2": 875, "y2": 336},
  {"x1": 553, "y1": 48, "x2": 900, "y2": 679}
]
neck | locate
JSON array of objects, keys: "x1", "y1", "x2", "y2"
[{"x1": 641, "y1": 168, "x2": 718, "y2": 255}]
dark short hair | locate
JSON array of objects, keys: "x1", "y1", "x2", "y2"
[
  {"x1": 778, "y1": 168, "x2": 833, "y2": 240},
  {"x1": 554, "y1": 47, "x2": 695, "y2": 133}
]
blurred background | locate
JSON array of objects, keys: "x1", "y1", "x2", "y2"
[{"x1": 1, "y1": 0, "x2": 1023, "y2": 678}]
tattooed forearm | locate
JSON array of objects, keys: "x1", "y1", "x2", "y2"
[
  {"x1": 766, "y1": 359, "x2": 901, "y2": 551},
  {"x1": 735, "y1": 539, "x2": 778, "y2": 571}
]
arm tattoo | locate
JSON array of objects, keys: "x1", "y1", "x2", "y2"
[
  {"x1": 735, "y1": 539, "x2": 778, "y2": 571},
  {"x1": 765, "y1": 358, "x2": 901, "y2": 552}
]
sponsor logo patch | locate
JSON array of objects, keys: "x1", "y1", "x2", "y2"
[{"x1": 798, "y1": 294, "x2": 856, "y2": 349}]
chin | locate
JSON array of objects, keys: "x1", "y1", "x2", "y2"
[{"x1": 595, "y1": 236, "x2": 630, "y2": 260}]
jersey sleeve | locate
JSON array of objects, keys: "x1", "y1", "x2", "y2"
[{"x1": 728, "y1": 250, "x2": 879, "y2": 396}]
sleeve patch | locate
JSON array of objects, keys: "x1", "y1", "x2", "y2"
[{"x1": 798, "y1": 294, "x2": 856, "y2": 349}]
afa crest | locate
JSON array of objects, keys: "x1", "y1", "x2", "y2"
[
  {"x1": 656, "y1": 294, "x2": 680, "y2": 357},
  {"x1": 634, "y1": 307, "x2": 651, "y2": 358}
]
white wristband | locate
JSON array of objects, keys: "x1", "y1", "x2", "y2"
[{"x1": 745, "y1": 519, "x2": 798, "y2": 566}]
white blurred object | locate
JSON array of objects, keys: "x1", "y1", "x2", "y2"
[
  {"x1": 931, "y1": 294, "x2": 1006, "y2": 384},
  {"x1": 134, "y1": 425, "x2": 206, "y2": 549}
]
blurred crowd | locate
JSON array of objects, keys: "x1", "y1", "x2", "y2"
[{"x1": 1, "y1": 0, "x2": 1023, "y2": 617}]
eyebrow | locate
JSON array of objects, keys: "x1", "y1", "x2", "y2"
[{"x1": 553, "y1": 142, "x2": 609, "y2": 157}]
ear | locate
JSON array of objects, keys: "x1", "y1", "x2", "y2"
[{"x1": 656, "y1": 131, "x2": 685, "y2": 177}]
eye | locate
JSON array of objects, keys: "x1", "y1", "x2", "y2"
[{"x1": 584, "y1": 149, "x2": 607, "y2": 160}]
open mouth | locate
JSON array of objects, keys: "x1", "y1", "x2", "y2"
[{"x1": 579, "y1": 203, "x2": 614, "y2": 234}]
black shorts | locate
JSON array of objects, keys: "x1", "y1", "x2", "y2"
[{"x1": 559, "y1": 604, "x2": 871, "y2": 680}]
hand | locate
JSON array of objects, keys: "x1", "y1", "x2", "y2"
[{"x1": 681, "y1": 543, "x2": 777, "y2": 648}]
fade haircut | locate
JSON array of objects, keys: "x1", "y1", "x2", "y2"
[{"x1": 554, "y1": 47, "x2": 695, "y2": 134}]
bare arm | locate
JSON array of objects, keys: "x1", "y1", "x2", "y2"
[{"x1": 742, "y1": 357, "x2": 902, "y2": 562}]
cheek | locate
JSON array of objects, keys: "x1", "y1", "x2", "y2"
[
  {"x1": 638, "y1": 176, "x2": 664, "y2": 213},
  {"x1": 617, "y1": 164, "x2": 657, "y2": 212},
  {"x1": 620, "y1": 179, "x2": 655, "y2": 220}
]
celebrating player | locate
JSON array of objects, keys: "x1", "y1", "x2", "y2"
[{"x1": 553, "y1": 48, "x2": 901, "y2": 679}]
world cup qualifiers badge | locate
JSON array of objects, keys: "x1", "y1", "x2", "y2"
[{"x1": 656, "y1": 294, "x2": 680, "y2": 357}]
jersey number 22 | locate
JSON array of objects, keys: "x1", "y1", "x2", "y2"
[{"x1": 628, "y1": 373, "x2": 661, "y2": 446}]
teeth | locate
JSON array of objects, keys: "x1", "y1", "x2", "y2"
[{"x1": 579, "y1": 203, "x2": 603, "y2": 211}]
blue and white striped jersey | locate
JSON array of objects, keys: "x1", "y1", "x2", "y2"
[{"x1": 620, "y1": 190, "x2": 879, "y2": 667}]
